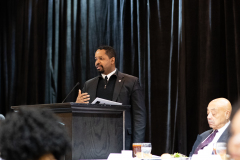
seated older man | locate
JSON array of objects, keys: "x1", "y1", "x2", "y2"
[
  {"x1": 189, "y1": 98, "x2": 232, "y2": 157},
  {"x1": 228, "y1": 106, "x2": 240, "y2": 160}
]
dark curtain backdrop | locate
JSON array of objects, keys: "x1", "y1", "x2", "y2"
[{"x1": 1, "y1": 0, "x2": 240, "y2": 156}]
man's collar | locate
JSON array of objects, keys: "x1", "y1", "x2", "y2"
[
  {"x1": 101, "y1": 68, "x2": 117, "y2": 80},
  {"x1": 214, "y1": 121, "x2": 231, "y2": 133}
]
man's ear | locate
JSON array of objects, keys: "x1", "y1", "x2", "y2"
[
  {"x1": 225, "y1": 110, "x2": 230, "y2": 120},
  {"x1": 111, "y1": 57, "x2": 115, "y2": 64}
]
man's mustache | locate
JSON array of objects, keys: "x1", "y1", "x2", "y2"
[
  {"x1": 96, "y1": 65, "x2": 103, "y2": 68},
  {"x1": 208, "y1": 120, "x2": 214, "y2": 123}
]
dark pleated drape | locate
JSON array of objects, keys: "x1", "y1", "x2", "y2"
[{"x1": 1, "y1": 0, "x2": 240, "y2": 156}]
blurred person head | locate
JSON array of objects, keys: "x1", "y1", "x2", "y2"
[
  {"x1": 0, "y1": 107, "x2": 71, "y2": 160},
  {"x1": 95, "y1": 45, "x2": 116, "y2": 75},
  {"x1": 228, "y1": 108, "x2": 240, "y2": 160},
  {"x1": 207, "y1": 98, "x2": 232, "y2": 130}
]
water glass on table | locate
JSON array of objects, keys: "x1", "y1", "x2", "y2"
[
  {"x1": 213, "y1": 142, "x2": 227, "y2": 160},
  {"x1": 141, "y1": 143, "x2": 152, "y2": 155}
]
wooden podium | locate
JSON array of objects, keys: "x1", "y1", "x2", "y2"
[{"x1": 11, "y1": 103, "x2": 130, "y2": 160}]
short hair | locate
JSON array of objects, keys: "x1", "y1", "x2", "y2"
[
  {"x1": 97, "y1": 45, "x2": 116, "y2": 60},
  {"x1": 0, "y1": 107, "x2": 71, "y2": 160}
]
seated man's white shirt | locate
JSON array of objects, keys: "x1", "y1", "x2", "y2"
[{"x1": 197, "y1": 121, "x2": 230, "y2": 155}]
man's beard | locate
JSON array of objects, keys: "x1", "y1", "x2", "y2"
[
  {"x1": 98, "y1": 70, "x2": 104, "y2": 73},
  {"x1": 96, "y1": 66, "x2": 104, "y2": 73}
]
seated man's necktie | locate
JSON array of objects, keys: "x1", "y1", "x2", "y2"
[{"x1": 193, "y1": 130, "x2": 218, "y2": 154}]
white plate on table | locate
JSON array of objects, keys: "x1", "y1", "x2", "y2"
[
  {"x1": 134, "y1": 155, "x2": 189, "y2": 160},
  {"x1": 139, "y1": 157, "x2": 189, "y2": 160},
  {"x1": 134, "y1": 155, "x2": 161, "y2": 159}
]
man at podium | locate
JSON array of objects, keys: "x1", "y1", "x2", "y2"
[{"x1": 76, "y1": 45, "x2": 146, "y2": 149}]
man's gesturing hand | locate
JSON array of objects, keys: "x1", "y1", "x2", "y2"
[{"x1": 76, "y1": 89, "x2": 90, "y2": 103}]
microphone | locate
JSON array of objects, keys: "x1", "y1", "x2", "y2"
[{"x1": 62, "y1": 82, "x2": 80, "y2": 103}]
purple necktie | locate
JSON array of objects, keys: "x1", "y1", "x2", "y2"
[{"x1": 194, "y1": 130, "x2": 218, "y2": 154}]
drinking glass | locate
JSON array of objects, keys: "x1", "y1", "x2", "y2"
[
  {"x1": 132, "y1": 143, "x2": 141, "y2": 157},
  {"x1": 141, "y1": 143, "x2": 152, "y2": 154},
  {"x1": 213, "y1": 142, "x2": 227, "y2": 160},
  {"x1": 141, "y1": 143, "x2": 152, "y2": 158}
]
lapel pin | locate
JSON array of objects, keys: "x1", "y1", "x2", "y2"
[{"x1": 119, "y1": 80, "x2": 121, "y2": 82}]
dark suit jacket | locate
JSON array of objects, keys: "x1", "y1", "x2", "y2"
[
  {"x1": 82, "y1": 70, "x2": 147, "y2": 149},
  {"x1": 189, "y1": 125, "x2": 231, "y2": 157}
]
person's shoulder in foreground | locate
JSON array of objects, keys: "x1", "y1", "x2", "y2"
[
  {"x1": 0, "y1": 107, "x2": 71, "y2": 160},
  {"x1": 228, "y1": 101, "x2": 240, "y2": 160}
]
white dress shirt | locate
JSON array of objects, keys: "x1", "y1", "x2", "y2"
[
  {"x1": 101, "y1": 68, "x2": 117, "y2": 81},
  {"x1": 197, "y1": 121, "x2": 230, "y2": 155}
]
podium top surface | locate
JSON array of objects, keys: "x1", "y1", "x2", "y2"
[{"x1": 11, "y1": 102, "x2": 131, "y2": 113}]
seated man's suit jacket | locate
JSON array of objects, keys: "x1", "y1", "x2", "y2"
[
  {"x1": 189, "y1": 125, "x2": 230, "y2": 157},
  {"x1": 82, "y1": 70, "x2": 147, "y2": 149}
]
